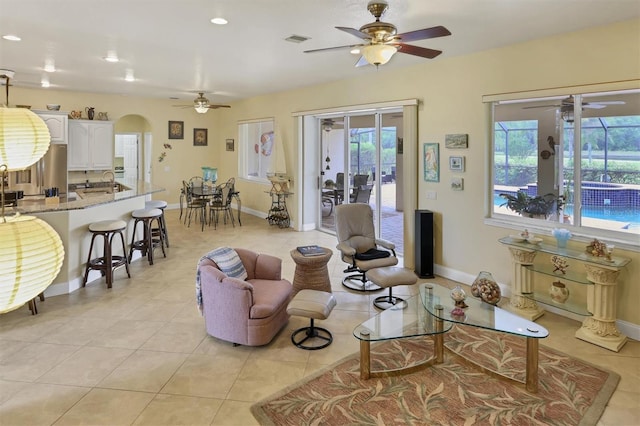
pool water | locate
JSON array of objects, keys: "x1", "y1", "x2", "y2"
[{"x1": 493, "y1": 194, "x2": 640, "y2": 225}]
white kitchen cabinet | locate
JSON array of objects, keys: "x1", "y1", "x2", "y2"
[
  {"x1": 68, "y1": 120, "x2": 114, "y2": 170},
  {"x1": 34, "y1": 110, "x2": 68, "y2": 143}
]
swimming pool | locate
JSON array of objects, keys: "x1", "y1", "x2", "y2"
[{"x1": 493, "y1": 194, "x2": 640, "y2": 226}]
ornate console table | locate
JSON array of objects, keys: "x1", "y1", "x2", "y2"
[{"x1": 499, "y1": 237, "x2": 631, "y2": 352}]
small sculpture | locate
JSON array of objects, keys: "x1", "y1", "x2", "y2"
[
  {"x1": 549, "y1": 281, "x2": 569, "y2": 304},
  {"x1": 450, "y1": 285, "x2": 468, "y2": 308},
  {"x1": 586, "y1": 239, "x2": 607, "y2": 257},
  {"x1": 551, "y1": 255, "x2": 569, "y2": 274}
]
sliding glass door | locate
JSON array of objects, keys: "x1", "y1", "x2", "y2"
[{"x1": 318, "y1": 110, "x2": 405, "y2": 256}]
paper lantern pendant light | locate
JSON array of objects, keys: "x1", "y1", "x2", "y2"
[
  {"x1": 0, "y1": 214, "x2": 64, "y2": 314},
  {"x1": 0, "y1": 107, "x2": 51, "y2": 170}
]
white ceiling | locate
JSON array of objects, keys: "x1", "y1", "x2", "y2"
[{"x1": 1, "y1": 0, "x2": 638, "y2": 104}]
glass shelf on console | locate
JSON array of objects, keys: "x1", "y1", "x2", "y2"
[
  {"x1": 521, "y1": 291, "x2": 592, "y2": 316},
  {"x1": 498, "y1": 237, "x2": 631, "y2": 268},
  {"x1": 524, "y1": 263, "x2": 592, "y2": 285}
]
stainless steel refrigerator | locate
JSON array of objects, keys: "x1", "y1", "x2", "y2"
[{"x1": 9, "y1": 144, "x2": 68, "y2": 197}]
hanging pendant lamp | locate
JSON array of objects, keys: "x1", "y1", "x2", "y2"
[{"x1": 0, "y1": 74, "x2": 63, "y2": 314}]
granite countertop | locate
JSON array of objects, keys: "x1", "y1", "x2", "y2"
[{"x1": 10, "y1": 179, "x2": 165, "y2": 214}]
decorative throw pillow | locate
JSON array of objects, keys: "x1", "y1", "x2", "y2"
[{"x1": 205, "y1": 247, "x2": 248, "y2": 280}]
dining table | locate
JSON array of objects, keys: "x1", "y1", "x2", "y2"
[{"x1": 191, "y1": 184, "x2": 242, "y2": 227}]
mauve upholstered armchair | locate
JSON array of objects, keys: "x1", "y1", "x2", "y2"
[{"x1": 198, "y1": 248, "x2": 293, "y2": 346}]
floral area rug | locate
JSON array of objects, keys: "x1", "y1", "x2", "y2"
[{"x1": 251, "y1": 326, "x2": 619, "y2": 425}]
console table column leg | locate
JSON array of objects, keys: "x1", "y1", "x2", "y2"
[
  {"x1": 575, "y1": 265, "x2": 627, "y2": 352},
  {"x1": 525, "y1": 337, "x2": 538, "y2": 393},
  {"x1": 360, "y1": 331, "x2": 370, "y2": 379},
  {"x1": 506, "y1": 247, "x2": 544, "y2": 321}
]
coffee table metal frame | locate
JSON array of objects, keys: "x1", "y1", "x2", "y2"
[{"x1": 353, "y1": 283, "x2": 549, "y2": 393}]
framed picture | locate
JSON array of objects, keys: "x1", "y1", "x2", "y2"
[
  {"x1": 451, "y1": 177, "x2": 464, "y2": 191},
  {"x1": 193, "y1": 128, "x2": 208, "y2": 146},
  {"x1": 226, "y1": 138, "x2": 235, "y2": 151},
  {"x1": 423, "y1": 143, "x2": 439, "y2": 182},
  {"x1": 449, "y1": 155, "x2": 465, "y2": 172},
  {"x1": 445, "y1": 133, "x2": 468, "y2": 149},
  {"x1": 168, "y1": 121, "x2": 184, "y2": 139}
]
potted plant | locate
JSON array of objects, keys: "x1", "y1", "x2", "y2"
[{"x1": 499, "y1": 191, "x2": 564, "y2": 219}]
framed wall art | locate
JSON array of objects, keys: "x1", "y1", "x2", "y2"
[
  {"x1": 423, "y1": 143, "x2": 439, "y2": 182},
  {"x1": 193, "y1": 128, "x2": 208, "y2": 146},
  {"x1": 445, "y1": 133, "x2": 468, "y2": 149},
  {"x1": 168, "y1": 121, "x2": 184, "y2": 139},
  {"x1": 451, "y1": 177, "x2": 464, "y2": 191},
  {"x1": 226, "y1": 138, "x2": 235, "y2": 151},
  {"x1": 449, "y1": 155, "x2": 465, "y2": 172}
]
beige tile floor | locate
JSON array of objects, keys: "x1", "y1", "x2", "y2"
[{"x1": 0, "y1": 209, "x2": 638, "y2": 425}]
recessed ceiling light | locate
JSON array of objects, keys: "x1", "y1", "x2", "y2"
[
  {"x1": 125, "y1": 69, "x2": 135, "y2": 82},
  {"x1": 350, "y1": 48, "x2": 361, "y2": 55},
  {"x1": 210, "y1": 17, "x2": 228, "y2": 25},
  {"x1": 104, "y1": 56, "x2": 119, "y2": 63},
  {"x1": 41, "y1": 75, "x2": 50, "y2": 88},
  {"x1": 2, "y1": 34, "x2": 21, "y2": 41}
]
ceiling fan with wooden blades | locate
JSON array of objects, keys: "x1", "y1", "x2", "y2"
[
  {"x1": 304, "y1": 1, "x2": 451, "y2": 67},
  {"x1": 522, "y1": 95, "x2": 625, "y2": 110},
  {"x1": 172, "y1": 92, "x2": 230, "y2": 113}
]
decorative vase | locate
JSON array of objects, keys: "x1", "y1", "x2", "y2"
[
  {"x1": 552, "y1": 228, "x2": 572, "y2": 248},
  {"x1": 450, "y1": 285, "x2": 468, "y2": 308},
  {"x1": 471, "y1": 271, "x2": 501, "y2": 305},
  {"x1": 549, "y1": 281, "x2": 569, "y2": 304}
]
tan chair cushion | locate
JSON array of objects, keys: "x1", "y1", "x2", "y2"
[
  {"x1": 367, "y1": 267, "x2": 418, "y2": 289},
  {"x1": 287, "y1": 290, "x2": 336, "y2": 320}
]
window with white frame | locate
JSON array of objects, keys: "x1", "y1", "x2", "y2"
[
  {"x1": 490, "y1": 90, "x2": 640, "y2": 244},
  {"x1": 238, "y1": 118, "x2": 275, "y2": 182}
]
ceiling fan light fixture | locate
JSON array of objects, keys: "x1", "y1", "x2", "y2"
[
  {"x1": 362, "y1": 44, "x2": 397, "y2": 66},
  {"x1": 194, "y1": 92, "x2": 210, "y2": 113},
  {"x1": 194, "y1": 103, "x2": 209, "y2": 114}
]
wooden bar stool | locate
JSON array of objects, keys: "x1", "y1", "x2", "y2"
[
  {"x1": 145, "y1": 200, "x2": 169, "y2": 248},
  {"x1": 82, "y1": 219, "x2": 131, "y2": 288},
  {"x1": 129, "y1": 208, "x2": 166, "y2": 265}
]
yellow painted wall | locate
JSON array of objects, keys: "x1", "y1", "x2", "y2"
[{"x1": 12, "y1": 19, "x2": 640, "y2": 325}]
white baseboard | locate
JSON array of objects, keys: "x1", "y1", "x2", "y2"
[{"x1": 433, "y1": 263, "x2": 639, "y2": 342}]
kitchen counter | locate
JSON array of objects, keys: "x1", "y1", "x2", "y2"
[
  {"x1": 12, "y1": 179, "x2": 165, "y2": 214},
  {"x1": 12, "y1": 179, "x2": 166, "y2": 297}
]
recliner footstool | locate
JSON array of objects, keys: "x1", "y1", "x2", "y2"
[
  {"x1": 287, "y1": 289, "x2": 337, "y2": 350},
  {"x1": 368, "y1": 266, "x2": 418, "y2": 310}
]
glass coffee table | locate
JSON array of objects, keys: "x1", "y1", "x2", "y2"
[
  {"x1": 353, "y1": 294, "x2": 453, "y2": 380},
  {"x1": 420, "y1": 283, "x2": 549, "y2": 393}
]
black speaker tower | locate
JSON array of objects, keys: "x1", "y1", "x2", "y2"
[{"x1": 415, "y1": 210, "x2": 434, "y2": 278}]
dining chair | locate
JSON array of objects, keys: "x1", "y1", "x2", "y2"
[
  {"x1": 182, "y1": 181, "x2": 207, "y2": 231},
  {"x1": 209, "y1": 179, "x2": 235, "y2": 229}
]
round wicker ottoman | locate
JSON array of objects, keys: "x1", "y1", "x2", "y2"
[{"x1": 290, "y1": 247, "x2": 333, "y2": 296}]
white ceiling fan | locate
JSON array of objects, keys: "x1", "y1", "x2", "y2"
[{"x1": 173, "y1": 92, "x2": 230, "y2": 114}]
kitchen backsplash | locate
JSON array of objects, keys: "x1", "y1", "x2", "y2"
[{"x1": 68, "y1": 170, "x2": 115, "y2": 185}]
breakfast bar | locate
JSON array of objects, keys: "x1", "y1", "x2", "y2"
[{"x1": 10, "y1": 178, "x2": 165, "y2": 296}]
